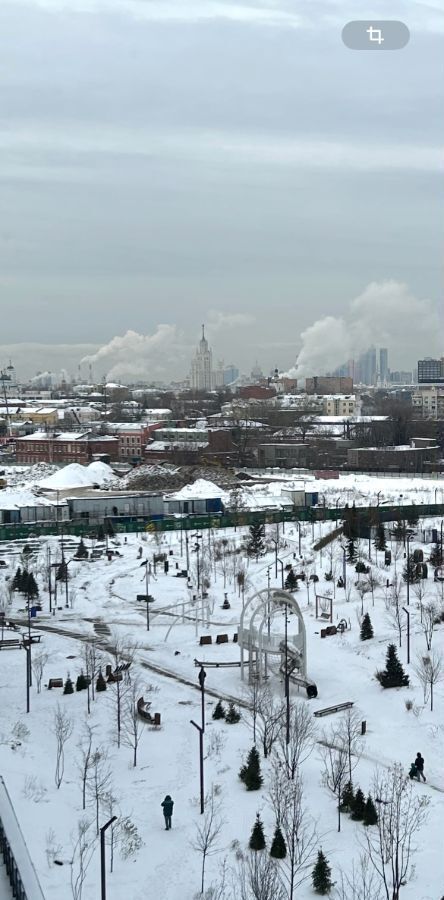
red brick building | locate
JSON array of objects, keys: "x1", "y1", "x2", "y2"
[{"x1": 16, "y1": 431, "x2": 119, "y2": 465}]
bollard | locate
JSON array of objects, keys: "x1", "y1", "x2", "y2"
[{"x1": 361, "y1": 720, "x2": 366, "y2": 736}]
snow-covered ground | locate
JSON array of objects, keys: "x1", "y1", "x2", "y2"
[{"x1": 1, "y1": 506, "x2": 443, "y2": 900}]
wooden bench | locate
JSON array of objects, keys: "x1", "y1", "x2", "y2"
[
  {"x1": 194, "y1": 658, "x2": 241, "y2": 668},
  {"x1": 216, "y1": 634, "x2": 228, "y2": 644},
  {"x1": 137, "y1": 697, "x2": 161, "y2": 726},
  {"x1": 320, "y1": 626, "x2": 337, "y2": 638},
  {"x1": 0, "y1": 638, "x2": 22, "y2": 651},
  {"x1": 48, "y1": 678, "x2": 64, "y2": 689},
  {"x1": 23, "y1": 634, "x2": 42, "y2": 644},
  {"x1": 199, "y1": 635, "x2": 212, "y2": 646},
  {"x1": 314, "y1": 701, "x2": 354, "y2": 718}
]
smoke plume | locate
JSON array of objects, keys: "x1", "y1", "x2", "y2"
[
  {"x1": 284, "y1": 281, "x2": 441, "y2": 381},
  {"x1": 81, "y1": 324, "x2": 187, "y2": 381}
]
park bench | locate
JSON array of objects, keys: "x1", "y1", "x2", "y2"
[
  {"x1": 23, "y1": 634, "x2": 42, "y2": 644},
  {"x1": 0, "y1": 638, "x2": 22, "y2": 651},
  {"x1": 136, "y1": 697, "x2": 161, "y2": 726},
  {"x1": 194, "y1": 658, "x2": 241, "y2": 668},
  {"x1": 216, "y1": 634, "x2": 228, "y2": 644},
  {"x1": 320, "y1": 626, "x2": 338, "y2": 638},
  {"x1": 48, "y1": 678, "x2": 64, "y2": 689},
  {"x1": 314, "y1": 701, "x2": 354, "y2": 718},
  {"x1": 199, "y1": 635, "x2": 212, "y2": 646}
]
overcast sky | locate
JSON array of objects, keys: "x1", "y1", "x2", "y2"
[{"x1": 0, "y1": 0, "x2": 443, "y2": 381}]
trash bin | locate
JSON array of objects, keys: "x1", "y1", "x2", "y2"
[{"x1": 30, "y1": 606, "x2": 37, "y2": 618}]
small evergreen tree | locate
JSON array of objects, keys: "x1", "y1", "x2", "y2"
[
  {"x1": 212, "y1": 700, "x2": 226, "y2": 720},
  {"x1": 25, "y1": 572, "x2": 39, "y2": 599},
  {"x1": 269, "y1": 825, "x2": 286, "y2": 859},
  {"x1": 429, "y1": 540, "x2": 443, "y2": 567},
  {"x1": 56, "y1": 559, "x2": 69, "y2": 582},
  {"x1": 355, "y1": 560, "x2": 369, "y2": 574},
  {"x1": 376, "y1": 643, "x2": 410, "y2": 689},
  {"x1": 312, "y1": 849, "x2": 332, "y2": 895},
  {"x1": 96, "y1": 670, "x2": 107, "y2": 692},
  {"x1": 239, "y1": 746, "x2": 263, "y2": 791},
  {"x1": 11, "y1": 566, "x2": 22, "y2": 591},
  {"x1": 351, "y1": 788, "x2": 366, "y2": 821},
  {"x1": 347, "y1": 538, "x2": 357, "y2": 563},
  {"x1": 339, "y1": 781, "x2": 354, "y2": 813},
  {"x1": 63, "y1": 675, "x2": 74, "y2": 695},
  {"x1": 20, "y1": 568, "x2": 29, "y2": 593},
  {"x1": 249, "y1": 814, "x2": 266, "y2": 851},
  {"x1": 225, "y1": 701, "x2": 241, "y2": 724},
  {"x1": 363, "y1": 795, "x2": 378, "y2": 826},
  {"x1": 284, "y1": 569, "x2": 298, "y2": 591},
  {"x1": 403, "y1": 556, "x2": 418, "y2": 585},
  {"x1": 76, "y1": 539, "x2": 88, "y2": 559},
  {"x1": 360, "y1": 612, "x2": 374, "y2": 641},
  {"x1": 374, "y1": 523, "x2": 387, "y2": 552},
  {"x1": 76, "y1": 672, "x2": 88, "y2": 692},
  {"x1": 247, "y1": 524, "x2": 266, "y2": 560}
]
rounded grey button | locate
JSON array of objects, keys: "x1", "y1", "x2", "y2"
[{"x1": 342, "y1": 20, "x2": 410, "y2": 50}]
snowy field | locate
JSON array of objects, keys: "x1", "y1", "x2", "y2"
[{"x1": 0, "y1": 480, "x2": 444, "y2": 899}]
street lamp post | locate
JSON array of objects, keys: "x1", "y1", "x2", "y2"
[
  {"x1": 100, "y1": 815, "x2": 117, "y2": 900},
  {"x1": 402, "y1": 607, "x2": 410, "y2": 664},
  {"x1": 190, "y1": 719, "x2": 205, "y2": 814},
  {"x1": 277, "y1": 558, "x2": 284, "y2": 588},
  {"x1": 298, "y1": 521, "x2": 302, "y2": 557},
  {"x1": 198, "y1": 665, "x2": 206, "y2": 734},
  {"x1": 406, "y1": 534, "x2": 412, "y2": 606},
  {"x1": 342, "y1": 546, "x2": 347, "y2": 590},
  {"x1": 283, "y1": 604, "x2": 290, "y2": 745}
]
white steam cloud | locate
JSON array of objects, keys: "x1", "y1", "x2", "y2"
[
  {"x1": 284, "y1": 281, "x2": 442, "y2": 381},
  {"x1": 81, "y1": 324, "x2": 186, "y2": 381}
]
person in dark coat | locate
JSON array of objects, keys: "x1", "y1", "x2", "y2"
[
  {"x1": 409, "y1": 762, "x2": 418, "y2": 780},
  {"x1": 415, "y1": 753, "x2": 426, "y2": 782},
  {"x1": 161, "y1": 794, "x2": 174, "y2": 830}
]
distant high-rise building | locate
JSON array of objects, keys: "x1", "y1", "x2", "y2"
[
  {"x1": 189, "y1": 325, "x2": 224, "y2": 390},
  {"x1": 379, "y1": 348, "x2": 389, "y2": 382},
  {"x1": 224, "y1": 365, "x2": 239, "y2": 385},
  {"x1": 417, "y1": 357, "x2": 444, "y2": 383}
]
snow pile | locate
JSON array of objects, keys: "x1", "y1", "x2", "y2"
[
  {"x1": 38, "y1": 464, "x2": 100, "y2": 490},
  {"x1": 0, "y1": 464, "x2": 59, "y2": 488},
  {"x1": 168, "y1": 478, "x2": 227, "y2": 500},
  {"x1": 86, "y1": 461, "x2": 117, "y2": 485}
]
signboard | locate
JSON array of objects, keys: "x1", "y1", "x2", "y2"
[{"x1": 136, "y1": 594, "x2": 155, "y2": 602}]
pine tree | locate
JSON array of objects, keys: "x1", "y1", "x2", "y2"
[
  {"x1": 351, "y1": 788, "x2": 366, "y2": 821},
  {"x1": 96, "y1": 670, "x2": 107, "y2": 692},
  {"x1": 339, "y1": 781, "x2": 354, "y2": 813},
  {"x1": 284, "y1": 569, "x2": 298, "y2": 591},
  {"x1": 239, "y1": 746, "x2": 263, "y2": 791},
  {"x1": 20, "y1": 568, "x2": 29, "y2": 593},
  {"x1": 76, "y1": 672, "x2": 88, "y2": 692},
  {"x1": 347, "y1": 538, "x2": 357, "y2": 563},
  {"x1": 249, "y1": 814, "x2": 266, "y2": 851},
  {"x1": 429, "y1": 540, "x2": 443, "y2": 567},
  {"x1": 269, "y1": 825, "x2": 286, "y2": 859},
  {"x1": 56, "y1": 559, "x2": 69, "y2": 582},
  {"x1": 360, "y1": 612, "x2": 374, "y2": 641},
  {"x1": 403, "y1": 556, "x2": 418, "y2": 584},
  {"x1": 312, "y1": 849, "x2": 333, "y2": 895},
  {"x1": 25, "y1": 572, "x2": 39, "y2": 599},
  {"x1": 75, "y1": 539, "x2": 88, "y2": 559},
  {"x1": 374, "y1": 523, "x2": 387, "y2": 552},
  {"x1": 212, "y1": 700, "x2": 226, "y2": 720},
  {"x1": 63, "y1": 675, "x2": 74, "y2": 695},
  {"x1": 11, "y1": 566, "x2": 22, "y2": 591},
  {"x1": 376, "y1": 643, "x2": 410, "y2": 689},
  {"x1": 247, "y1": 524, "x2": 266, "y2": 560},
  {"x1": 363, "y1": 795, "x2": 378, "y2": 826},
  {"x1": 225, "y1": 701, "x2": 241, "y2": 724}
]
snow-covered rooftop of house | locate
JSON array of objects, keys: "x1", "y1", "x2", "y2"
[{"x1": 0, "y1": 488, "x2": 59, "y2": 509}]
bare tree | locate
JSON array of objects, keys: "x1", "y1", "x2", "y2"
[
  {"x1": 366, "y1": 568, "x2": 381, "y2": 607},
  {"x1": 256, "y1": 686, "x2": 285, "y2": 759},
  {"x1": 236, "y1": 849, "x2": 286, "y2": 900},
  {"x1": 319, "y1": 733, "x2": 349, "y2": 832},
  {"x1": 121, "y1": 680, "x2": 146, "y2": 767},
  {"x1": 336, "y1": 708, "x2": 364, "y2": 785},
  {"x1": 86, "y1": 746, "x2": 113, "y2": 835},
  {"x1": 243, "y1": 677, "x2": 261, "y2": 746},
  {"x1": 356, "y1": 580, "x2": 372, "y2": 616},
  {"x1": 77, "y1": 720, "x2": 97, "y2": 811},
  {"x1": 412, "y1": 578, "x2": 428, "y2": 622},
  {"x1": 333, "y1": 854, "x2": 384, "y2": 900},
  {"x1": 52, "y1": 704, "x2": 73, "y2": 789},
  {"x1": 80, "y1": 639, "x2": 103, "y2": 712},
  {"x1": 420, "y1": 601, "x2": 438, "y2": 651},
  {"x1": 268, "y1": 766, "x2": 317, "y2": 899},
  {"x1": 361, "y1": 763, "x2": 430, "y2": 900},
  {"x1": 384, "y1": 577, "x2": 406, "y2": 647},
  {"x1": 31, "y1": 650, "x2": 49, "y2": 693},
  {"x1": 70, "y1": 818, "x2": 96, "y2": 900},
  {"x1": 191, "y1": 787, "x2": 224, "y2": 897},
  {"x1": 107, "y1": 635, "x2": 137, "y2": 748},
  {"x1": 413, "y1": 650, "x2": 443, "y2": 712},
  {"x1": 275, "y1": 700, "x2": 317, "y2": 780}
]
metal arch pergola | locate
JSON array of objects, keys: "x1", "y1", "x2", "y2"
[{"x1": 239, "y1": 587, "x2": 307, "y2": 684}]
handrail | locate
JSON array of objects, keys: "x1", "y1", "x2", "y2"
[{"x1": 0, "y1": 777, "x2": 45, "y2": 900}]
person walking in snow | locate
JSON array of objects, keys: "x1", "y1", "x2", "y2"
[
  {"x1": 161, "y1": 794, "x2": 174, "y2": 830},
  {"x1": 415, "y1": 752, "x2": 426, "y2": 782}
]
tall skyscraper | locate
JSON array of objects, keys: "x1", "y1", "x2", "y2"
[
  {"x1": 379, "y1": 348, "x2": 389, "y2": 382},
  {"x1": 417, "y1": 357, "x2": 444, "y2": 383},
  {"x1": 189, "y1": 325, "x2": 224, "y2": 390}
]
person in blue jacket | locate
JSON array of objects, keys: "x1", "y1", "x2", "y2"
[{"x1": 161, "y1": 794, "x2": 174, "y2": 830}]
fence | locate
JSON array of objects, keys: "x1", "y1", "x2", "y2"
[{"x1": 0, "y1": 777, "x2": 45, "y2": 900}]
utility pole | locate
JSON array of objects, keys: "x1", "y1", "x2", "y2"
[
  {"x1": 190, "y1": 718, "x2": 205, "y2": 814},
  {"x1": 284, "y1": 604, "x2": 290, "y2": 745},
  {"x1": 402, "y1": 607, "x2": 410, "y2": 664},
  {"x1": 100, "y1": 816, "x2": 117, "y2": 900}
]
